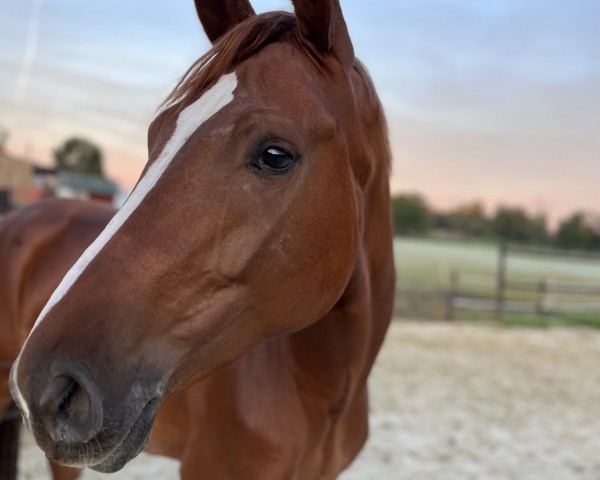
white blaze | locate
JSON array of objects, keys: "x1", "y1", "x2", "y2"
[{"x1": 11, "y1": 72, "x2": 238, "y2": 424}]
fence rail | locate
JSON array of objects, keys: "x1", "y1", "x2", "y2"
[{"x1": 446, "y1": 270, "x2": 600, "y2": 321}]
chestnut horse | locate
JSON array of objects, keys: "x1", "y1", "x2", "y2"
[
  {"x1": 0, "y1": 199, "x2": 115, "y2": 480},
  {"x1": 9, "y1": 0, "x2": 394, "y2": 478}
]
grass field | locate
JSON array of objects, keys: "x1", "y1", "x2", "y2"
[
  {"x1": 395, "y1": 237, "x2": 600, "y2": 288},
  {"x1": 393, "y1": 237, "x2": 600, "y2": 326}
]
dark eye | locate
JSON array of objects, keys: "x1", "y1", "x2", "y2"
[{"x1": 256, "y1": 147, "x2": 294, "y2": 174}]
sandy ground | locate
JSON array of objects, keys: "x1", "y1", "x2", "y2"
[{"x1": 17, "y1": 321, "x2": 600, "y2": 479}]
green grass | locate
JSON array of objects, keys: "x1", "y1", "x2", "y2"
[
  {"x1": 395, "y1": 237, "x2": 600, "y2": 289},
  {"x1": 466, "y1": 311, "x2": 600, "y2": 329},
  {"x1": 394, "y1": 237, "x2": 600, "y2": 327}
]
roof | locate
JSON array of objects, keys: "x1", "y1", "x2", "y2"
[{"x1": 56, "y1": 171, "x2": 118, "y2": 197}]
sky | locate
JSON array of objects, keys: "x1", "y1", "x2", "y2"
[{"x1": 0, "y1": 0, "x2": 599, "y2": 226}]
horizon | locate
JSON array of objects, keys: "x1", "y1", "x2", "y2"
[{"x1": 1, "y1": 0, "x2": 598, "y2": 226}]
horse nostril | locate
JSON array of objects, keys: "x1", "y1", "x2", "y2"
[
  {"x1": 39, "y1": 373, "x2": 103, "y2": 445},
  {"x1": 55, "y1": 379, "x2": 80, "y2": 439}
]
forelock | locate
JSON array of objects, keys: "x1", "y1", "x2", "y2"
[{"x1": 160, "y1": 12, "x2": 296, "y2": 115}]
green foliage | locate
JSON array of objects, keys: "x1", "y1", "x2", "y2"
[
  {"x1": 436, "y1": 202, "x2": 548, "y2": 244},
  {"x1": 391, "y1": 193, "x2": 433, "y2": 236},
  {"x1": 529, "y1": 215, "x2": 550, "y2": 245},
  {"x1": 491, "y1": 206, "x2": 547, "y2": 244},
  {"x1": 555, "y1": 212, "x2": 600, "y2": 251},
  {"x1": 389, "y1": 191, "x2": 600, "y2": 252},
  {"x1": 447, "y1": 202, "x2": 490, "y2": 238},
  {"x1": 54, "y1": 137, "x2": 104, "y2": 176},
  {"x1": 466, "y1": 311, "x2": 600, "y2": 329}
]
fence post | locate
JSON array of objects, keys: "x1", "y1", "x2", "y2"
[
  {"x1": 446, "y1": 269, "x2": 459, "y2": 321},
  {"x1": 496, "y1": 244, "x2": 507, "y2": 322},
  {"x1": 536, "y1": 279, "x2": 547, "y2": 320}
]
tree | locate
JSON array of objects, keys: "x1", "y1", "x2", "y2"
[
  {"x1": 588, "y1": 214, "x2": 600, "y2": 250},
  {"x1": 391, "y1": 193, "x2": 433, "y2": 236},
  {"x1": 491, "y1": 206, "x2": 544, "y2": 244},
  {"x1": 54, "y1": 137, "x2": 104, "y2": 176},
  {"x1": 447, "y1": 202, "x2": 490, "y2": 238},
  {"x1": 555, "y1": 212, "x2": 599, "y2": 250},
  {"x1": 529, "y1": 214, "x2": 550, "y2": 245}
]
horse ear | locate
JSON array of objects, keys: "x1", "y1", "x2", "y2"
[
  {"x1": 291, "y1": 0, "x2": 354, "y2": 70},
  {"x1": 194, "y1": 0, "x2": 256, "y2": 43}
]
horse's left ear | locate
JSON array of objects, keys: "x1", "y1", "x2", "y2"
[
  {"x1": 291, "y1": 0, "x2": 354, "y2": 70},
  {"x1": 194, "y1": 0, "x2": 256, "y2": 44}
]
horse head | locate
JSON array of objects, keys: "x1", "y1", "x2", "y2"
[{"x1": 10, "y1": 0, "x2": 392, "y2": 473}]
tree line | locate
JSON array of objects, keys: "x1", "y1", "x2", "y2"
[
  {"x1": 54, "y1": 137, "x2": 104, "y2": 175},
  {"x1": 391, "y1": 193, "x2": 600, "y2": 251}
]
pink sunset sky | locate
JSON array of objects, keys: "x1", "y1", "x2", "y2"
[{"x1": 1, "y1": 0, "x2": 598, "y2": 227}]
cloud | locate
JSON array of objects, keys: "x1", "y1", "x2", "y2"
[{"x1": 15, "y1": 0, "x2": 43, "y2": 102}]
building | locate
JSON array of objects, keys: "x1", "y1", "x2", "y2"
[
  {"x1": 0, "y1": 149, "x2": 33, "y2": 213},
  {"x1": 54, "y1": 170, "x2": 118, "y2": 204},
  {"x1": 0, "y1": 148, "x2": 119, "y2": 212}
]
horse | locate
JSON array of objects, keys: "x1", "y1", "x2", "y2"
[
  {"x1": 8, "y1": 0, "x2": 394, "y2": 478},
  {"x1": 0, "y1": 199, "x2": 115, "y2": 480}
]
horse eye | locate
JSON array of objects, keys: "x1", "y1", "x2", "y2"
[{"x1": 258, "y1": 147, "x2": 294, "y2": 174}]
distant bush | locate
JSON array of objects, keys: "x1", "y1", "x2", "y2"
[
  {"x1": 391, "y1": 193, "x2": 433, "y2": 236},
  {"x1": 555, "y1": 212, "x2": 600, "y2": 251},
  {"x1": 447, "y1": 202, "x2": 490, "y2": 238},
  {"x1": 491, "y1": 206, "x2": 549, "y2": 245},
  {"x1": 390, "y1": 192, "x2": 598, "y2": 251},
  {"x1": 54, "y1": 137, "x2": 104, "y2": 176}
]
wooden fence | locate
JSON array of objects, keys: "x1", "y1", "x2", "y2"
[{"x1": 446, "y1": 244, "x2": 600, "y2": 321}]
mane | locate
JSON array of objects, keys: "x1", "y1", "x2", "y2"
[
  {"x1": 353, "y1": 60, "x2": 392, "y2": 171},
  {"x1": 160, "y1": 12, "x2": 296, "y2": 114}
]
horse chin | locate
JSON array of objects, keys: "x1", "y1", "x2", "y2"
[
  {"x1": 38, "y1": 395, "x2": 161, "y2": 472},
  {"x1": 87, "y1": 397, "x2": 160, "y2": 473}
]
